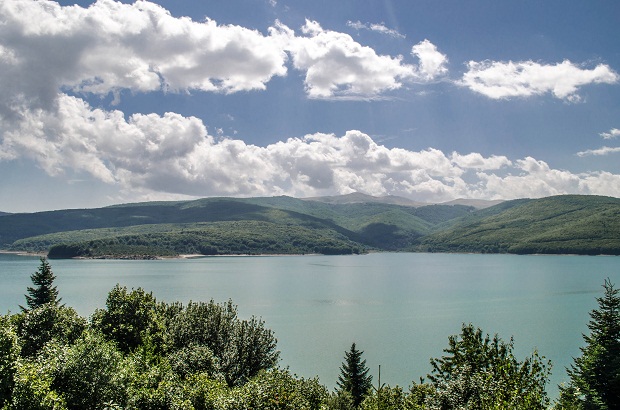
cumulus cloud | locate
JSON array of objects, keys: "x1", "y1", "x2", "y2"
[
  {"x1": 460, "y1": 60, "x2": 619, "y2": 101},
  {"x1": 600, "y1": 128, "x2": 620, "y2": 139},
  {"x1": 476, "y1": 157, "x2": 620, "y2": 199},
  {"x1": 273, "y1": 20, "x2": 416, "y2": 99},
  {"x1": 273, "y1": 20, "x2": 447, "y2": 99},
  {"x1": 2, "y1": 0, "x2": 620, "y2": 206},
  {"x1": 411, "y1": 40, "x2": 449, "y2": 82},
  {"x1": 0, "y1": 0, "x2": 450, "y2": 105},
  {"x1": 0, "y1": 0, "x2": 288, "y2": 115},
  {"x1": 450, "y1": 152, "x2": 511, "y2": 170},
  {"x1": 346, "y1": 21, "x2": 405, "y2": 39},
  {"x1": 2, "y1": 94, "x2": 619, "y2": 202}
]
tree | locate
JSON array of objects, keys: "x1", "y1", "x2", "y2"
[
  {"x1": 425, "y1": 323, "x2": 551, "y2": 409},
  {"x1": 337, "y1": 343, "x2": 373, "y2": 408},
  {"x1": 90, "y1": 285, "x2": 163, "y2": 353},
  {"x1": 22, "y1": 257, "x2": 61, "y2": 310},
  {"x1": 167, "y1": 299, "x2": 280, "y2": 387},
  {"x1": 51, "y1": 331, "x2": 126, "y2": 409},
  {"x1": 0, "y1": 314, "x2": 20, "y2": 407},
  {"x1": 15, "y1": 304, "x2": 86, "y2": 357},
  {"x1": 558, "y1": 278, "x2": 620, "y2": 409}
]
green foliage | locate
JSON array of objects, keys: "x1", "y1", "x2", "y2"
[
  {"x1": 222, "y1": 369, "x2": 328, "y2": 410},
  {"x1": 10, "y1": 355, "x2": 68, "y2": 410},
  {"x1": 359, "y1": 385, "x2": 413, "y2": 410},
  {"x1": 326, "y1": 390, "x2": 356, "y2": 410},
  {"x1": 0, "y1": 314, "x2": 20, "y2": 407},
  {"x1": 558, "y1": 278, "x2": 620, "y2": 409},
  {"x1": 425, "y1": 323, "x2": 551, "y2": 410},
  {"x1": 22, "y1": 257, "x2": 61, "y2": 310},
  {"x1": 337, "y1": 343, "x2": 373, "y2": 408},
  {"x1": 167, "y1": 300, "x2": 280, "y2": 387},
  {"x1": 91, "y1": 285, "x2": 164, "y2": 354},
  {"x1": 15, "y1": 304, "x2": 86, "y2": 357},
  {"x1": 51, "y1": 331, "x2": 125, "y2": 409},
  {"x1": 167, "y1": 345, "x2": 219, "y2": 380}
]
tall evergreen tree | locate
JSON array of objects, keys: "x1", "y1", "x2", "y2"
[
  {"x1": 336, "y1": 342, "x2": 373, "y2": 407},
  {"x1": 22, "y1": 257, "x2": 61, "y2": 310},
  {"x1": 559, "y1": 278, "x2": 620, "y2": 409}
]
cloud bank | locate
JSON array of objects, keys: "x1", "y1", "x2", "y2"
[{"x1": 3, "y1": 94, "x2": 620, "y2": 203}]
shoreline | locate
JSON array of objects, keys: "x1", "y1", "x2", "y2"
[{"x1": 0, "y1": 250, "x2": 47, "y2": 257}]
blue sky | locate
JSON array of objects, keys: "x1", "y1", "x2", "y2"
[{"x1": 0, "y1": 0, "x2": 619, "y2": 212}]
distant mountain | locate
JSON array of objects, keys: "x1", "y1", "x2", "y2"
[
  {"x1": 2, "y1": 194, "x2": 618, "y2": 257},
  {"x1": 302, "y1": 192, "x2": 427, "y2": 207},
  {"x1": 439, "y1": 198, "x2": 505, "y2": 209},
  {"x1": 304, "y1": 192, "x2": 502, "y2": 209},
  {"x1": 0, "y1": 211, "x2": 10, "y2": 217}
]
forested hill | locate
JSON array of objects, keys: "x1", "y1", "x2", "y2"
[
  {"x1": 1, "y1": 194, "x2": 619, "y2": 257},
  {"x1": 419, "y1": 195, "x2": 620, "y2": 255},
  {"x1": 0, "y1": 196, "x2": 475, "y2": 257}
]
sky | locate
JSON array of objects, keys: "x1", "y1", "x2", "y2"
[{"x1": 0, "y1": 0, "x2": 619, "y2": 213}]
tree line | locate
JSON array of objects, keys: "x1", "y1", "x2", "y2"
[{"x1": 0, "y1": 258, "x2": 618, "y2": 409}]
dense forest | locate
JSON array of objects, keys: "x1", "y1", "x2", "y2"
[
  {"x1": 1, "y1": 258, "x2": 618, "y2": 409},
  {"x1": 1, "y1": 194, "x2": 620, "y2": 258}
]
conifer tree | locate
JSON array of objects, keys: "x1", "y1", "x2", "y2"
[
  {"x1": 22, "y1": 257, "x2": 61, "y2": 310},
  {"x1": 559, "y1": 278, "x2": 620, "y2": 409},
  {"x1": 336, "y1": 342, "x2": 373, "y2": 407}
]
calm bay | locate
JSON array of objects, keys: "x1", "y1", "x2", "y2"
[{"x1": 1, "y1": 252, "x2": 619, "y2": 398}]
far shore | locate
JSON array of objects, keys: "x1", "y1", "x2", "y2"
[
  {"x1": 0, "y1": 250, "x2": 47, "y2": 257},
  {"x1": 0, "y1": 250, "x2": 326, "y2": 260}
]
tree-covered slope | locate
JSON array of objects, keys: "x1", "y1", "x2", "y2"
[
  {"x1": 45, "y1": 221, "x2": 364, "y2": 258},
  {"x1": 3, "y1": 194, "x2": 618, "y2": 257},
  {"x1": 419, "y1": 195, "x2": 620, "y2": 255},
  {"x1": 0, "y1": 196, "x2": 473, "y2": 255}
]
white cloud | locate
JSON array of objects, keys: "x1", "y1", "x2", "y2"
[
  {"x1": 273, "y1": 20, "x2": 416, "y2": 99},
  {"x1": 346, "y1": 21, "x2": 405, "y2": 39},
  {"x1": 0, "y1": 0, "x2": 288, "y2": 115},
  {"x1": 274, "y1": 21, "x2": 447, "y2": 99},
  {"x1": 3, "y1": 95, "x2": 619, "y2": 202},
  {"x1": 450, "y1": 152, "x2": 511, "y2": 170},
  {"x1": 460, "y1": 60, "x2": 619, "y2": 101},
  {"x1": 475, "y1": 157, "x2": 620, "y2": 199},
  {"x1": 411, "y1": 40, "x2": 449, "y2": 82},
  {"x1": 600, "y1": 128, "x2": 620, "y2": 140},
  {"x1": 577, "y1": 146, "x2": 620, "y2": 157}
]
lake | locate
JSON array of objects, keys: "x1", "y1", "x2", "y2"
[{"x1": 1, "y1": 252, "x2": 619, "y2": 399}]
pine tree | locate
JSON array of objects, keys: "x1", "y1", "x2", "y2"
[
  {"x1": 559, "y1": 278, "x2": 620, "y2": 409},
  {"x1": 22, "y1": 257, "x2": 61, "y2": 310},
  {"x1": 336, "y1": 342, "x2": 373, "y2": 407}
]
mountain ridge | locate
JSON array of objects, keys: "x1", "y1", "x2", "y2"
[{"x1": 1, "y1": 194, "x2": 619, "y2": 257}]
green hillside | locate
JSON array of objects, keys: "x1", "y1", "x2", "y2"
[
  {"x1": 45, "y1": 221, "x2": 363, "y2": 258},
  {"x1": 1, "y1": 196, "x2": 473, "y2": 257},
  {"x1": 2, "y1": 194, "x2": 619, "y2": 257},
  {"x1": 419, "y1": 195, "x2": 620, "y2": 255}
]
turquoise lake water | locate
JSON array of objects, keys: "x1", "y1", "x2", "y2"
[{"x1": 1, "y1": 252, "x2": 619, "y2": 398}]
